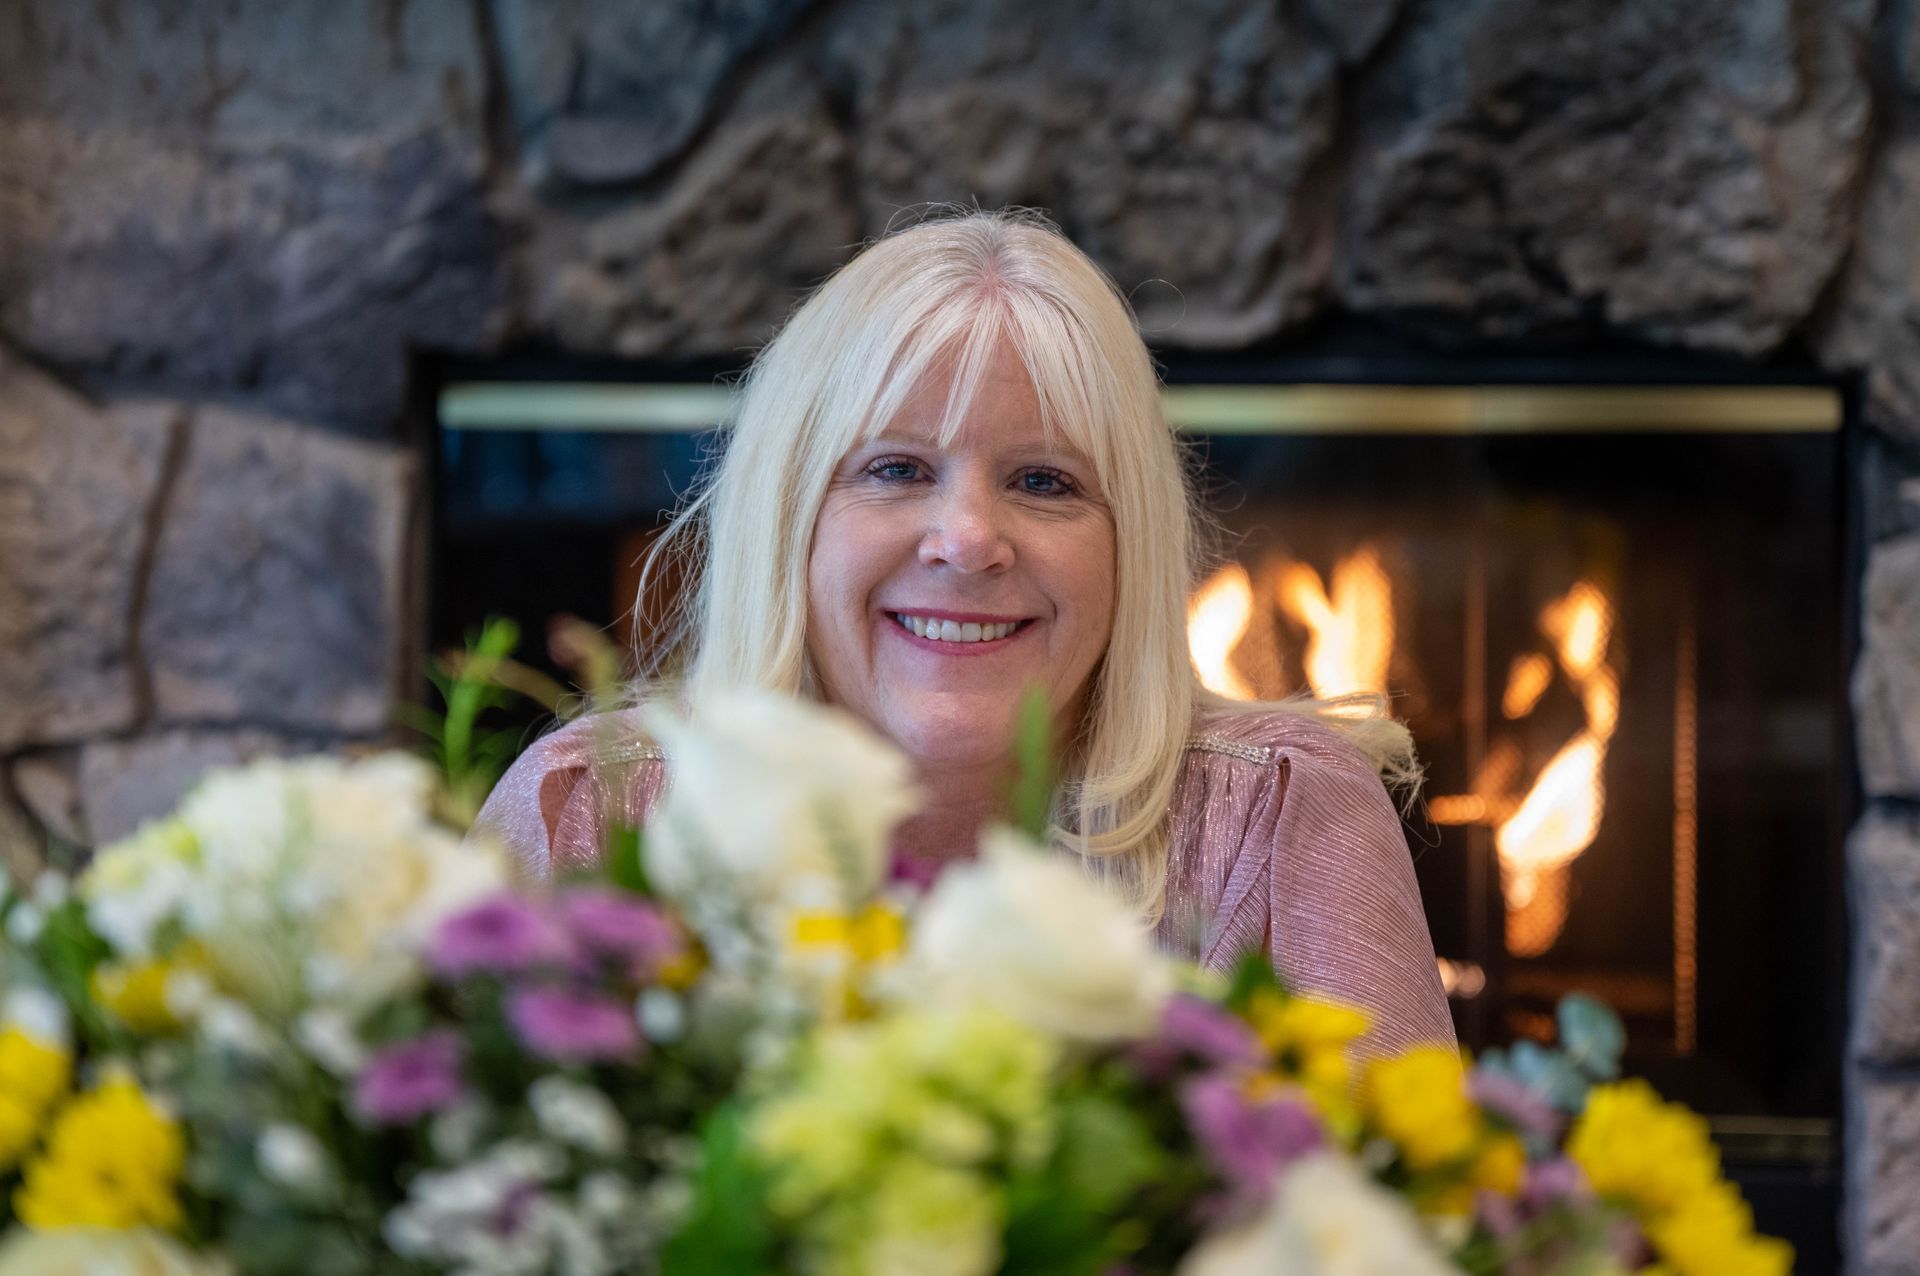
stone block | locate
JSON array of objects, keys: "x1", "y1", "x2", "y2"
[
  {"x1": 1818, "y1": 117, "x2": 1920, "y2": 449},
  {"x1": 77, "y1": 730, "x2": 307, "y2": 847},
  {"x1": 10, "y1": 752, "x2": 82, "y2": 847},
  {"x1": 1304, "y1": 0, "x2": 1403, "y2": 64},
  {"x1": 529, "y1": 71, "x2": 862, "y2": 356},
  {"x1": 140, "y1": 405, "x2": 413, "y2": 735},
  {"x1": 825, "y1": 0, "x2": 1339, "y2": 345},
  {"x1": 1856, "y1": 536, "x2": 1920, "y2": 800},
  {"x1": 491, "y1": 0, "x2": 812, "y2": 190},
  {"x1": 1855, "y1": 1075, "x2": 1920, "y2": 1275},
  {"x1": 1346, "y1": 0, "x2": 1871, "y2": 354},
  {"x1": 0, "y1": 355, "x2": 175, "y2": 750},
  {"x1": 0, "y1": 1, "x2": 505, "y2": 433},
  {"x1": 1853, "y1": 811, "x2": 1920, "y2": 1063}
]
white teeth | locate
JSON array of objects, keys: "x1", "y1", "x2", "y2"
[{"x1": 893, "y1": 614, "x2": 1019, "y2": 643}]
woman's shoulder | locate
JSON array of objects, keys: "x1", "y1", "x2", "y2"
[
  {"x1": 1184, "y1": 704, "x2": 1386, "y2": 783},
  {"x1": 470, "y1": 708, "x2": 667, "y2": 878}
]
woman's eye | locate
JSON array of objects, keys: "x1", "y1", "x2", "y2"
[
  {"x1": 1016, "y1": 467, "x2": 1078, "y2": 496},
  {"x1": 865, "y1": 458, "x2": 924, "y2": 483}
]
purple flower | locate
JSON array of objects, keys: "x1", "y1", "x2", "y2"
[
  {"x1": 1163, "y1": 996, "x2": 1266, "y2": 1066},
  {"x1": 1521, "y1": 1157, "x2": 1593, "y2": 1211},
  {"x1": 507, "y1": 987, "x2": 642, "y2": 1063},
  {"x1": 1132, "y1": 996, "x2": 1265, "y2": 1081},
  {"x1": 556, "y1": 889, "x2": 684, "y2": 973},
  {"x1": 1470, "y1": 1066, "x2": 1564, "y2": 1141},
  {"x1": 354, "y1": 1031, "x2": 465, "y2": 1124},
  {"x1": 430, "y1": 894, "x2": 575, "y2": 979},
  {"x1": 1181, "y1": 1073, "x2": 1324, "y2": 1201}
]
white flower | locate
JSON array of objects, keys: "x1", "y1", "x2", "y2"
[
  {"x1": 28, "y1": 873, "x2": 68, "y2": 910},
  {"x1": 1177, "y1": 1152, "x2": 1457, "y2": 1276},
  {"x1": 428, "y1": 1099, "x2": 490, "y2": 1163},
  {"x1": 4, "y1": 901, "x2": 42, "y2": 946},
  {"x1": 83, "y1": 819, "x2": 201, "y2": 958},
  {"x1": 199, "y1": 998, "x2": 276, "y2": 1059},
  {"x1": 0, "y1": 1229, "x2": 231, "y2": 1276},
  {"x1": 384, "y1": 1141, "x2": 576, "y2": 1275},
  {"x1": 294, "y1": 1008, "x2": 366, "y2": 1076},
  {"x1": 908, "y1": 826, "x2": 1173, "y2": 1043},
  {"x1": 2, "y1": 984, "x2": 69, "y2": 1048},
  {"x1": 643, "y1": 692, "x2": 919, "y2": 907},
  {"x1": 528, "y1": 1076, "x2": 627, "y2": 1156},
  {"x1": 84, "y1": 752, "x2": 509, "y2": 1020},
  {"x1": 256, "y1": 1123, "x2": 332, "y2": 1192},
  {"x1": 636, "y1": 987, "x2": 685, "y2": 1043}
]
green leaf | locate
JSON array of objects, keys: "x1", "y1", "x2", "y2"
[
  {"x1": 1558, "y1": 994, "x2": 1626, "y2": 1081},
  {"x1": 33, "y1": 898, "x2": 118, "y2": 1045},
  {"x1": 1051, "y1": 1093, "x2": 1166, "y2": 1213},
  {"x1": 1222, "y1": 950, "x2": 1285, "y2": 1012},
  {"x1": 1007, "y1": 686, "x2": 1056, "y2": 840},
  {"x1": 605, "y1": 824, "x2": 652, "y2": 896},
  {"x1": 659, "y1": 1104, "x2": 780, "y2": 1276},
  {"x1": 999, "y1": 1176, "x2": 1121, "y2": 1276}
]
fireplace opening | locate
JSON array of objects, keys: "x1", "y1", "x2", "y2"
[{"x1": 426, "y1": 341, "x2": 1852, "y2": 1266}]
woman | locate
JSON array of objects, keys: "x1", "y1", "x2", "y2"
[{"x1": 475, "y1": 209, "x2": 1454, "y2": 1054}]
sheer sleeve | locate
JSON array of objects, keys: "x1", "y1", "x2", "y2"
[
  {"x1": 469, "y1": 709, "x2": 669, "y2": 882},
  {"x1": 1162, "y1": 712, "x2": 1456, "y2": 1059}
]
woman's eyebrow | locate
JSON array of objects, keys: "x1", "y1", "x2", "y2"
[{"x1": 863, "y1": 427, "x2": 1095, "y2": 469}]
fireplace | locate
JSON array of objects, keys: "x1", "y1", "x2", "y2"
[{"x1": 430, "y1": 342, "x2": 1852, "y2": 1264}]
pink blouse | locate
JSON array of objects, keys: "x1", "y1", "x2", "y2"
[{"x1": 472, "y1": 706, "x2": 1456, "y2": 1057}]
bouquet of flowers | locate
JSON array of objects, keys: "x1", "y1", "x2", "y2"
[{"x1": 0, "y1": 690, "x2": 1791, "y2": 1276}]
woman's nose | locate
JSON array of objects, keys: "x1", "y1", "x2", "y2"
[{"x1": 918, "y1": 480, "x2": 1014, "y2": 573}]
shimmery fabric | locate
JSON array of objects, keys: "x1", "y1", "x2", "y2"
[{"x1": 472, "y1": 707, "x2": 1455, "y2": 1057}]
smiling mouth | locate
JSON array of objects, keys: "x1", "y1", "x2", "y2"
[{"x1": 888, "y1": 613, "x2": 1032, "y2": 643}]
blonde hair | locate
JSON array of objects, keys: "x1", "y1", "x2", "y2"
[{"x1": 636, "y1": 208, "x2": 1416, "y2": 915}]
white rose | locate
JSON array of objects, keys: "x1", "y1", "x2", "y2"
[
  {"x1": 0, "y1": 1227, "x2": 231, "y2": 1276},
  {"x1": 643, "y1": 693, "x2": 920, "y2": 906},
  {"x1": 90, "y1": 753, "x2": 507, "y2": 1020},
  {"x1": 908, "y1": 827, "x2": 1173, "y2": 1043},
  {"x1": 1177, "y1": 1153, "x2": 1457, "y2": 1276}
]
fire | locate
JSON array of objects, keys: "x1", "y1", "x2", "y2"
[
  {"x1": 1496, "y1": 580, "x2": 1619, "y2": 957},
  {"x1": 1502, "y1": 653, "x2": 1553, "y2": 719},
  {"x1": 1188, "y1": 563, "x2": 1256, "y2": 700},
  {"x1": 1276, "y1": 545, "x2": 1394, "y2": 698}
]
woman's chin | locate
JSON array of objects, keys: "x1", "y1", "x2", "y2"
[{"x1": 878, "y1": 699, "x2": 1025, "y2": 774}]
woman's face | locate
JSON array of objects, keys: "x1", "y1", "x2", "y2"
[{"x1": 806, "y1": 338, "x2": 1117, "y2": 775}]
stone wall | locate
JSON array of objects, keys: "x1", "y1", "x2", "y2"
[{"x1": 3, "y1": 0, "x2": 1920, "y2": 1266}]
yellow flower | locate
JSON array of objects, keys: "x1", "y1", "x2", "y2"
[
  {"x1": 91, "y1": 946, "x2": 206, "y2": 1036},
  {"x1": 789, "y1": 901, "x2": 908, "y2": 964},
  {"x1": 1469, "y1": 1132, "x2": 1526, "y2": 1196},
  {"x1": 1365, "y1": 1046, "x2": 1476, "y2": 1170},
  {"x1": 14, "y1": 1074, "x2": 184, "y2": 1231},
  {"x1": 1644, "y1": 1179, "x2": 1793, "y2": 1276},
  {"x1": 1246, "y1": 990, "x2": 1369, "y2": 1057},
  {"x1": 0, "y1": 1028, "x2": 71, "y2": 1170},
  {"x1": 1245, "y1": 992, "x2": 1369, "y2": 1128},
  {"x1": 1568, "y1": 1080, "x2": 1719, "y2": 1217}
]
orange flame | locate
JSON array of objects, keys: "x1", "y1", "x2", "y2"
[
  {"x1": 1497, "y1": 580, "x2": 1619, "y2": 957},
  {"x1": 1502, "y1": 653, "x2": 1553, "y2": 719},
  {"x1": 1188, "y1": 563, "x2": 1256, "y2": 700},
  {"x1": 1276, "y1": 546, "x2": 1394, "y2": 699}
]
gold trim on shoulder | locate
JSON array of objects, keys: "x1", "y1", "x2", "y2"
[
  {"x1": 1185, "y1": 734, "x2": 1275, "y2": 766},
  {"x1": 596, "y1": 740, "x2": 666, "y2": 764}
]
